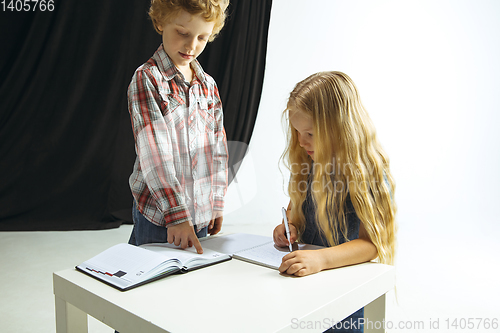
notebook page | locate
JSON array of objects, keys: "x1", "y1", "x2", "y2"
[
  {"x1": 232, "y1": 241, "x2": 290, "y2": 269},
  {"x1": 200, "y1": 233, "x2": 272, "y2": 254},
  {"x1": 78, "y1": 244, "x2": 180, "y2": 286},
  {"x1": 140, "y1": 243, "x2": 230, "y2": 269},
  {"x1": 232, "y1": 242, "x2": 324, "y2": 270}
]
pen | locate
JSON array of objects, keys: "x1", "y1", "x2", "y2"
[{"x1": 281, "y1": 207, "x2": 293, "y2": 252}]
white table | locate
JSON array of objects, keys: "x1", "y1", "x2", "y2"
[{"x1": 53, "y1": 256, "x2": 395, "y2": 333}]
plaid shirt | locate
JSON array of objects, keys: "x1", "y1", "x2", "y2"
[{"x1": 128, "y1": 44, "x2": 228, "y2": 231}]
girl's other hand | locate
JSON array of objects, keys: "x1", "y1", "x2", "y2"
[{"x1": 273, "y1": 222, "x2": 297, "y2": 247}]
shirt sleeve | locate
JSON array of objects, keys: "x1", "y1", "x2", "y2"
[
  {"x1": 211, "y1": 84, "x2": 228, "y2": 211},
  {"x1": 128, "y1": 68, "x2": 191, "y2": 227}
]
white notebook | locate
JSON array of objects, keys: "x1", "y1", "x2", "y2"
[
  {"x1": 76, "y1": 243, "x2": 230, "y2": 291},
  {"x1": 76, "y1": 233, "x2": 324, "y2": 291},
  {"x1": 201, "y1": 233, "x2": 323, "y2": 270}
]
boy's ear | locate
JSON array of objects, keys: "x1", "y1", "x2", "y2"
[{"x1": 155, "y1": 19, "x2": 164, "y2": 33}]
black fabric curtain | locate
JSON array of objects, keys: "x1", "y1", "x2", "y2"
[{"x1": 0, "y1": 0, "x2": 272, "y2": 231}]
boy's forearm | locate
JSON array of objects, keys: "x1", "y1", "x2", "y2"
[
  {"x1": 212, "y1": 158, "x2": 227, "y2": 210},
  {"x1": 318, "y1": 238, "x2": 378, "y2": 271},
  {"x1": 162, "y1": 204, "x2": 192, "y2": 227},
  {"x1": 213, "y1": 197, "x2": 224, "y2": 211},
  {"x1": 212, "y1": 132, "x2": 228, "y2": 206}
]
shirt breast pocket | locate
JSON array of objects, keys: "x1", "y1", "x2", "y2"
[
  {"x1": 197, "y1": 99, "x2": 215, "y2": 132},
  {"x1": 162, "y1": 94, "x2": 185, "y2": 129}
]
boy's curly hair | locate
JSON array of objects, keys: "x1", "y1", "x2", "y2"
[{"x1": 149, "y1": 0, "x2": 229, "y2": 42}]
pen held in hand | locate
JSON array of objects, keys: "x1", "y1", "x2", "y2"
[{"x1": 281, "y1": 207, "x2": 293, "y2": 252}]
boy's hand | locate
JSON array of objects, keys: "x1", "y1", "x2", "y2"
[
  {"x1": 167, "y1": 221, "x2": 203, "y2": 254},
  {"x1": 208, "y1": 211, "x2": 223, "y2": 235},
  {"x1": 279, "y1": 250, "x2": 325, "y2": 277},
  {"x1": 273, "y1": 222, "x2": 297, "y2": 248}
]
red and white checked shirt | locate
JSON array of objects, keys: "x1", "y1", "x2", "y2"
[{"x1": 128, "y1": 44, "x2": 228, "y2": 231}]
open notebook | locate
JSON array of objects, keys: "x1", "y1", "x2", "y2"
[
  {"x1": 76, "y1": 243, "x2": 231, "y2": 291},
  {"x1": 200, "y1": 233, "x2": 324, "y2": 270},
  {"x1": 76, "y1": 233, "x2": 323, "y2": 291}
]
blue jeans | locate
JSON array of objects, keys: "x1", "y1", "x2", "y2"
[
  {"x1": 115, "y1": 203, "x2": 207, "y2": 333},
  {"x1": 325, "y1": 308, "x2": 364, "y2": 333},
  {"x1": 128, "y1": 201, "x2": 208, "y2": 246}
]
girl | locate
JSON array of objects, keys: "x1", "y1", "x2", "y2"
[{"x1": 273, "y1": 71, "x2": 397, "y2": 333}]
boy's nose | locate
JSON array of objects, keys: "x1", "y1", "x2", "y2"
[{"x1": 186, "y1": 39, "x2": 196, "y2": 54}]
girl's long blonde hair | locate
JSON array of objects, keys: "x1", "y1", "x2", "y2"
[{"x1": 282, "y1": 71, "x2": 397, "y2": 265}]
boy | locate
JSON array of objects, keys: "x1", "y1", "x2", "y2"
[{"x1": 127, "y1": 0, "x2": 229, "y2": 254}]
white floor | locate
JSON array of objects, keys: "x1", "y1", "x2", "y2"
[
  {"x1": 1, "y1": 222, "x2": 498, "y2": 333},
  {"x1": 0, "y1": 223, "x2": 275, "y2": 333},
  {"x1": 0, "y1": 224, "x2": 135, "y2": 333}
]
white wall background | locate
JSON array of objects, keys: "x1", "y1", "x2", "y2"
[{"x1": 224, "y1": 0, "x2": 500, "y2": 331}]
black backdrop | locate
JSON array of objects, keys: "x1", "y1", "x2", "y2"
[{"x1": 0, "y1": 0, "x2": 272, "y2": 230}]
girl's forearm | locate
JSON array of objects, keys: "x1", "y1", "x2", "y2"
[{"x1": 319, "y1": 238, "x2": 378, "y2": 270}]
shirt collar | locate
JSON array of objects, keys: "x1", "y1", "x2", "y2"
[{"x1": 153, "y1": 44, "x2": 207, "y2": 84}]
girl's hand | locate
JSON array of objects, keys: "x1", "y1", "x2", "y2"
[
  {"x1": 279, "y1": 250, "x2": 326, "y2": 277},
  {"x1": 273, "y1": 222, "x2": 297, "y2": 248}
]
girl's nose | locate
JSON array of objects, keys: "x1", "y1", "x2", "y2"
[{"x1": 298, "y1": 134, "x2": 306, "y2": 147}]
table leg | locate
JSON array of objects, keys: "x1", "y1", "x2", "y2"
[
  {"x1": 364, "y1": 293, "x2": 386, "y2": 333},
  {"x1": 55, "y1": 296, "x2": 88, "y2": 333}
]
